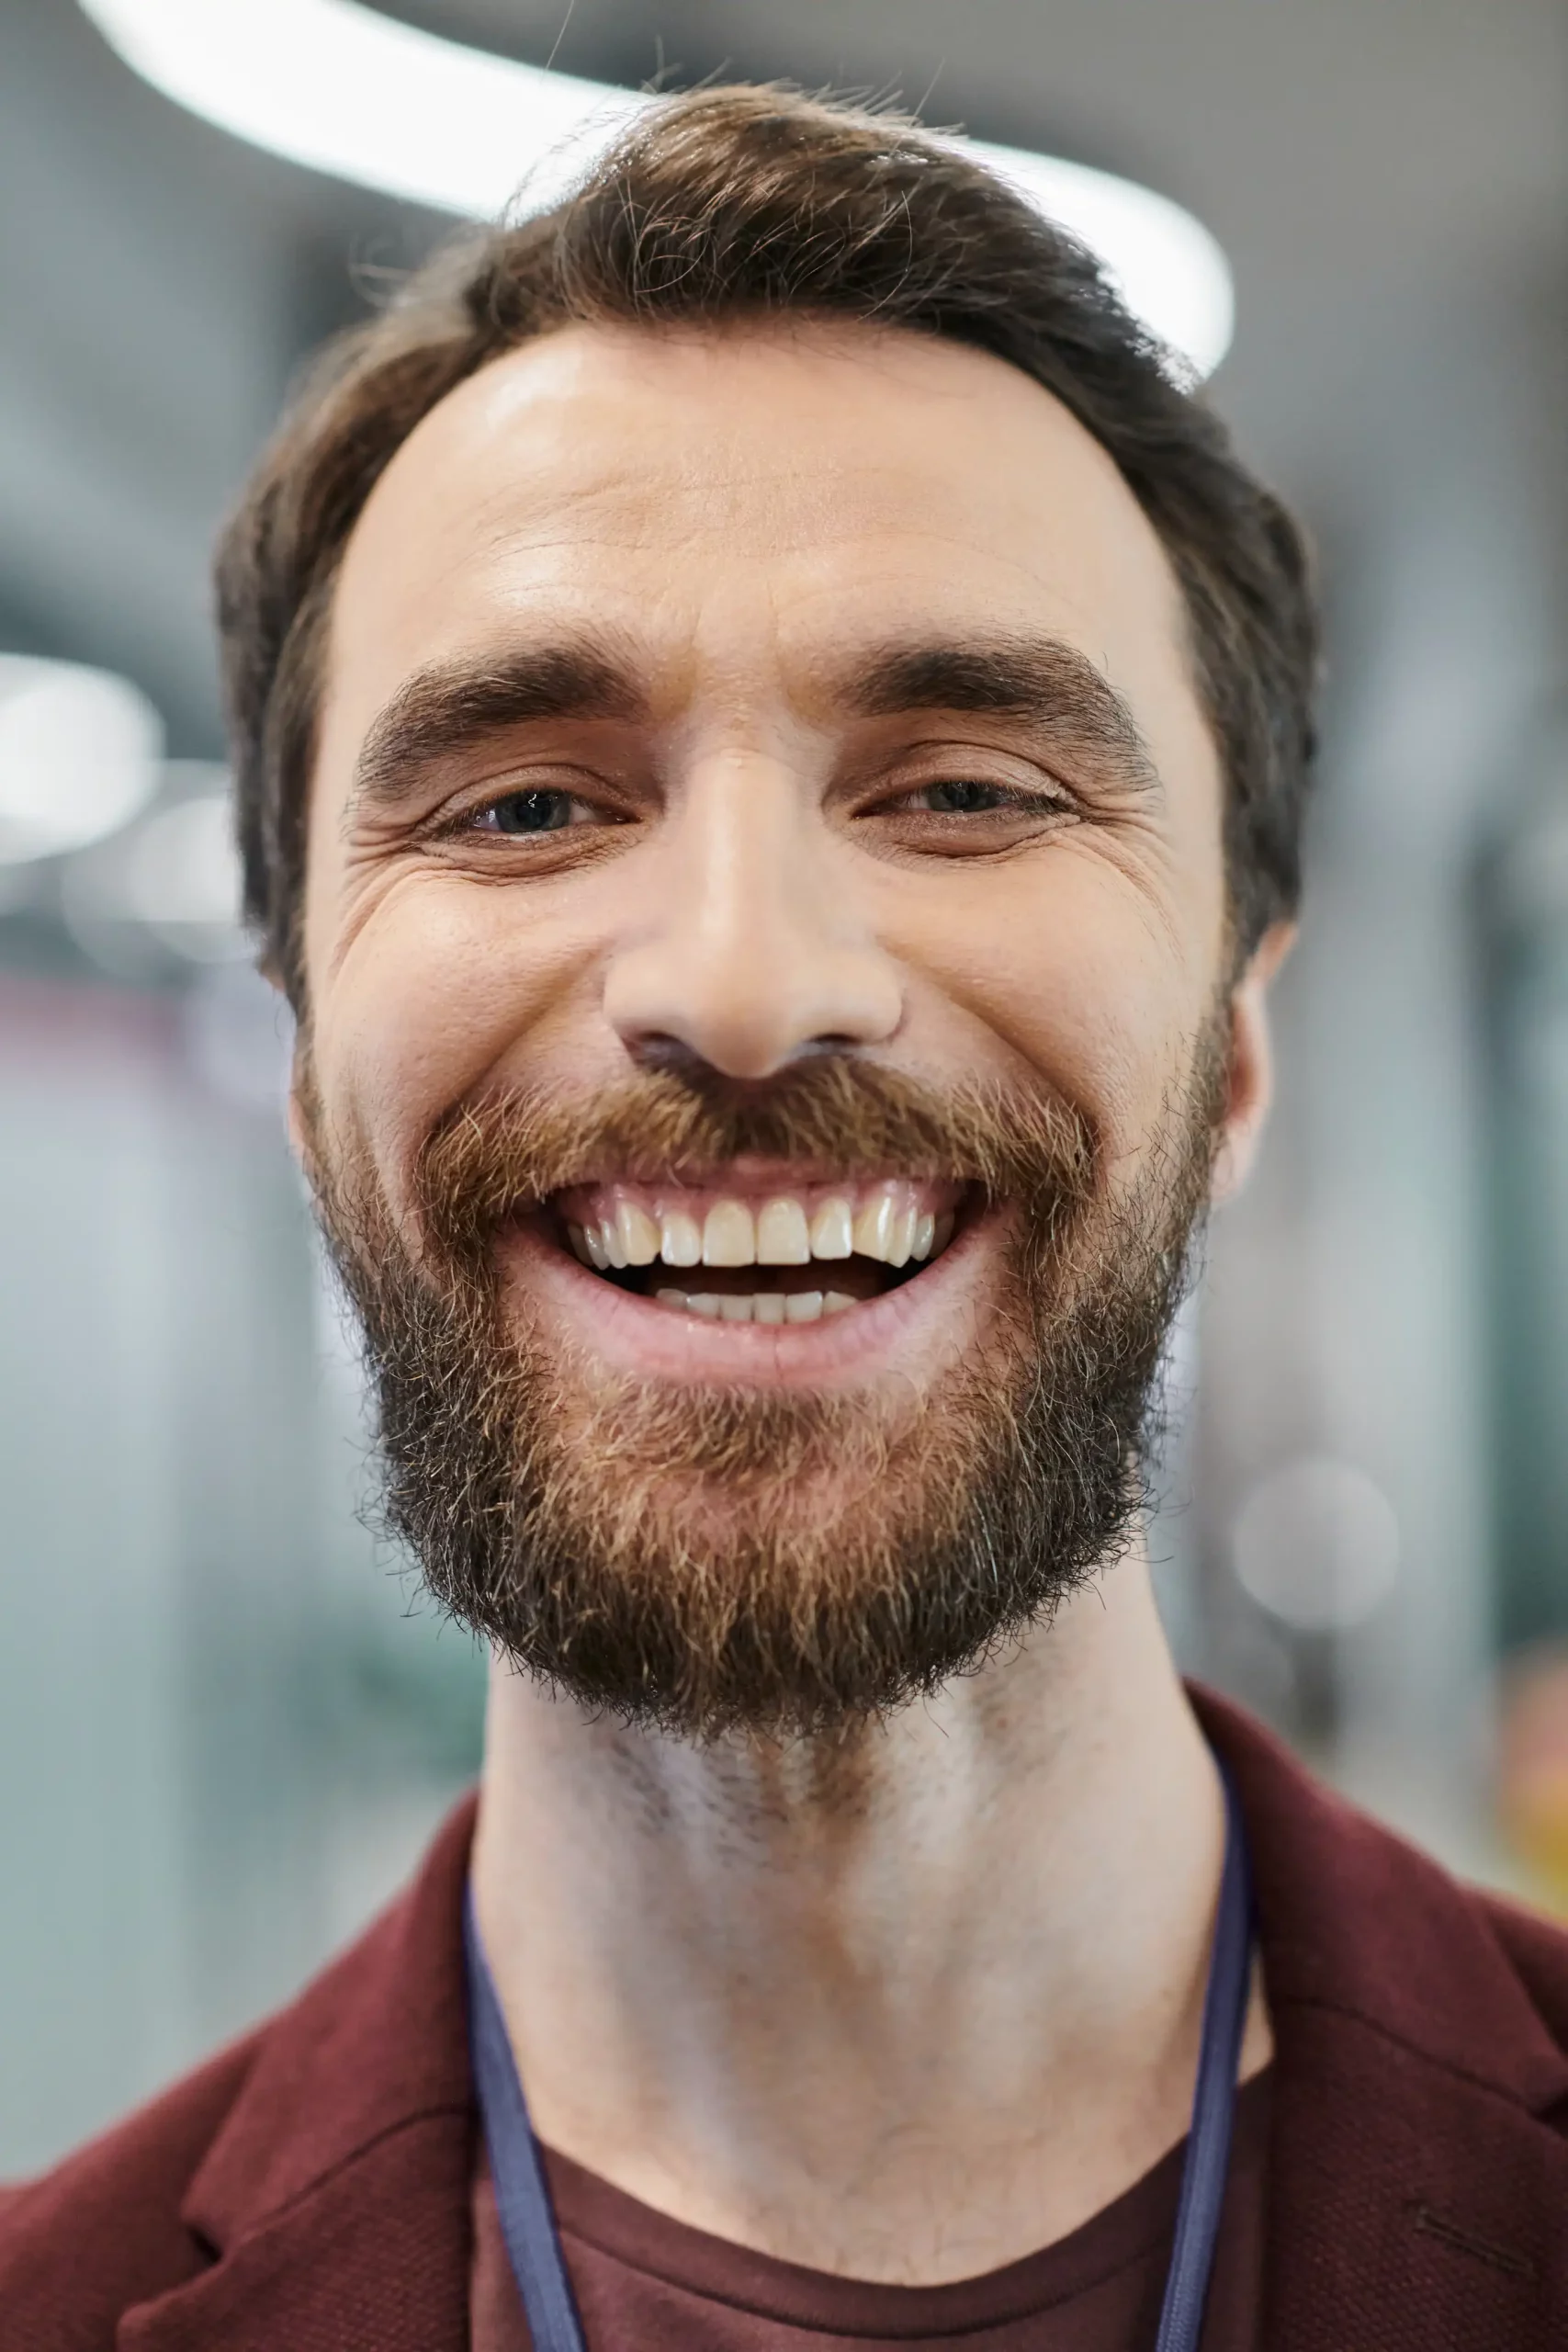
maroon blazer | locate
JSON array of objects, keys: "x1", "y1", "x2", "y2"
[{"x1": 6, "y1": 1690, "x2": 1568, "y2": 2348}]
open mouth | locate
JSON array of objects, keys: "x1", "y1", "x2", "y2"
[{"x1": 545, "y1": 1177, "x2": 967, "y2": 1326}]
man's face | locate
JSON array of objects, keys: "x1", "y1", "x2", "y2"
[{"x1": 296, "y1": 320, "x2": 1259, "y2": 1736}]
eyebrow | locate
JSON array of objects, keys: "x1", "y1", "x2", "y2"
[
  {"x1": 840, "y1": 637, "x2": 1159, "y2": 791},
  {"x1": 347, "y1": 627, "x2": 1158, "y2": 818},
  {"x1": 349, "y1": 634, "x2": 649, "y2": 817}
]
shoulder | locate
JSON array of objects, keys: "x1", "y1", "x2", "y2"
[
  {"x1": 0, "y1": 2035, "x2": 258, "y2": 2350},
  {"x1": 1195, "y1": 1684, "x2": 1568, "y2": 2100},
  {"x1": 1479, "y1": 1886, "x2": 1568, "y2": 2055}
]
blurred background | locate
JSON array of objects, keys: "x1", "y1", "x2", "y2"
[{"x1": 3, "y1": 0, "x2": 1566, "y2": 2174}]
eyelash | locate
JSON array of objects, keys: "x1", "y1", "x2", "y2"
[
  {"x1": 446, "y1": 771, "x2": 1071, "y2": 844},
  {"x1": 881, "y1": 778, "x2": 1070, "y2": 819},
  {"x1": 459, "y1": 787, "x2": 606, "y2": 838}
]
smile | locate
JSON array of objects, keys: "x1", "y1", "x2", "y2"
[{"x1": 547, "y1": 1176, "x2": 964, "y2": 1327}]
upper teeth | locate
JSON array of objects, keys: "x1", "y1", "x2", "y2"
[{"x1": 566, "y1": 1183, "x2": 954, "y2": 1274}]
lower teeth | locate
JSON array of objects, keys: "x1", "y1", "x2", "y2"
[{"x1": 653, "y1": 1289, "x2": 855, "y2": 1324}]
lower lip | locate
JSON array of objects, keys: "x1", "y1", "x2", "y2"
[{"x1": 496, "y1": 1211, "x2": 1001, "y2": 1389}]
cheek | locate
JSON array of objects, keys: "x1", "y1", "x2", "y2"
[
  {"x1": 305, "y1": 872, "x2": 609, "y2": 1198},
  {"x1": 878, "y1": 849, "x2": 1215, "y2": 1163}
]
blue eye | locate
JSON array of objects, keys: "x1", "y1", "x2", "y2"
[{"x1": 489, "y1": 790, "x2": 575, "y2": 834}]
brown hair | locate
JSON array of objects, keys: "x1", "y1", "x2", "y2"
[{"x1": 216, "y1": 85, "x2": 1317, "y2": 1010}]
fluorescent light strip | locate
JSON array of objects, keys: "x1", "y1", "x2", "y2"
[{"x1": 78, "y1": 0, "x2": 1233, "y2": 377}]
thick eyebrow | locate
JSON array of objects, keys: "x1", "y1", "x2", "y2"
[
  {"x1": 840, "y1": 636, "x2": 1159, "y2": 793},
  {"x1": 349, "y1": 636, "x2": 649, "y2": 818},
  {"x1": 348, "y1": 628, "x2": 1160, "y2": 820}
]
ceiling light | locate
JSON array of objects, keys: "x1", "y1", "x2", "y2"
[
  {"x1": 119, "y1": 792, "x2": 244, "y2": 948},
  {"x1": 0, "y1": 656, "x2": 163, "y2": 865},
  {"x1": 62, "y1": 766, "x2": 246, "y2": 970},
  {"x1": 1231, "y1": 1457, "x2": 1402, "y2": 1634},
  {"x1": 77, "y1": 0, "x2": 1233, "y2": 377}
]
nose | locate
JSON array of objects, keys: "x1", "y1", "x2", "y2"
[{"x1": 602, "y1": 752, "x2": 904, "y2": 1080}]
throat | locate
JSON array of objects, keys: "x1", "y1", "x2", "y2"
[{"x1": 472, "y1": 1578, "x2": 1239, "y2": 2284}]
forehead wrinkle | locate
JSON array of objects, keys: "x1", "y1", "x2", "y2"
[{"x1": 458, "y1": 430, "x2": 947, "y2": 559}]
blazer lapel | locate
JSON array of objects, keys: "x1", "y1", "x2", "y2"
[
  {"x1": 118, "y1": 1797, "x2": 480, "y2": 2352},
  {"x1": 1199, "y1": 1690, "x2": 1568, "y2": 2349},
  {"x1": 1263, "y1": 1996, "x2": 1568, "y2": 2349},
  {"x1": 118, "y1": 2108, "x2": 474, "y2": 2351}
]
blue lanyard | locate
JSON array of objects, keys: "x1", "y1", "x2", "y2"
[{"x1": 464, "y1": 1767, "x2": 1253, "y2": 2352}]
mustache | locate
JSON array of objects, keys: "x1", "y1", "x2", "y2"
[{"x1": 415, "y1": 1057, "x2": 1099, "y2": 1259}]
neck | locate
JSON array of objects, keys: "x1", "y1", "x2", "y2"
[{"x1": 471, "y1": 1557, "x2": 1269, "y2": 2285}]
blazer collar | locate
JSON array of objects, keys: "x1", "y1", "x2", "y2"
[{"x1": 122, "y1": 1699, "x2": 1568, "y2": 2349}]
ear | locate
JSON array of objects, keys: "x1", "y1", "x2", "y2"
[
  {"x1": 286, "y1": 1075, "x2": 310, "y2": 1170},
  {"x1": 253, "y1": 953, "x2": 316, "y2": 1175},
  {"x1": 284, "y1": 1032, "x2": 319, "y2": 1187},
  {"x1": 1210, "y1": 922, "x2": 1295, "y2": 1205}
]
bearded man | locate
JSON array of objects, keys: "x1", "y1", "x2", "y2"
[{"x1": 6, "y1": 84, "x2": 1568, "y2": 2351}]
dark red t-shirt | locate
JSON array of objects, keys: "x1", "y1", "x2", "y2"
[{"x1": 471, "y1": 2070, "x2": 1270, "y2": 2349}]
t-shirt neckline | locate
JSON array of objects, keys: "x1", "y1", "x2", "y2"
[{"x1": 531, "y1": 2068, "x2": 1273, "y2": 2340}]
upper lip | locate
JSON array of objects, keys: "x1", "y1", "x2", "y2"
[{"x1": 551, "y1": 1156, "x2": 957, "y2": 1195}]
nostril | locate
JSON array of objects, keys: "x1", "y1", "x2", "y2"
[
  {"x1": 604, "y1": 933, "x2": 903, "y2": 1080},
  {"x1": 624, "y1": 1034, "x2": 869, "y2": 1092},
  {"x1": 624, "y1": 1033, "x2": 762, "y2": 1088},
  {"x1": 625, "y1": 1032, "x2": 693, "y2": 1072}
]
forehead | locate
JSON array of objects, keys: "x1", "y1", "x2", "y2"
[{"x1": 326, "y1": 319, "x2": 1195, "y2": 728}]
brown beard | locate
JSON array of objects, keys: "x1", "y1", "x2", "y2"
[{"x1": 303, "y1": 1045, "x2": 1224, "y2": 1742}]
